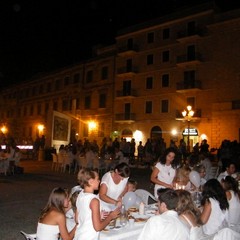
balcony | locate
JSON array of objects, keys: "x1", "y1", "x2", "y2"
[
  {"x1": 176, "y1": 53, "x2": 203, "y2": 67},
  {"x1": 115, "y1": 113, "x2": 136, "y2": 123},
  {"x1": 177, "y1": 28, "x2": 205, "y2": 43},
  {"x1": 116, "y1": 89, "x2": 137, "y2": 99},
  {"x1": 176, "y1": 80, "x2": 202, "y2": 93},
  {"x1": 175, "y1": 109, "x2": 202, "y2": 121},
  {"x1": 116, "y1": 67, "x2": 138, "y2": 78},
  {"x1": 117, "y1": 45, "x2": 139, "y2": 57}
]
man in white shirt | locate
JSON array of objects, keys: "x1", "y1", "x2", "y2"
[
  {"x1": 217, "y1": 162, "x2": 239, "y2": 182},
  {"x1": 137, "y1": 189, "x2": 190, "y2": 240}
]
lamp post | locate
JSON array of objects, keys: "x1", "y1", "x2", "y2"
[{"x1": 182, "y1": 105, "x2": 194, "y2": 153}]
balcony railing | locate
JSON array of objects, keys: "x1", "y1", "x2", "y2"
[
  {"x1": 116, "y1": 89, "x2": 137, "y2": 98},
  {"x1": 176, "y1": 80, "x2": 202, "y2": 91},
  {"x1": 176, "y1": 53, "x2": 203, "y2": 66},
  {"x1": 177, "y1": 27, "x2": 206, "y2": 41},
  {"x1": 117, "y1": 45, "x2": 139, "y2": 56},
  {"x1": 115, "y1": 113, "x2": 136, "y2": 123},
  {"x1": 116, "y1": 67, "x2": 138, "y2": 77}
]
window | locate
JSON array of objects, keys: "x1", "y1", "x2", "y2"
[
  {"x1": 32, "y1": 87, "x2": 36, "y2": 96},
  {"x1": 53, "y1": 101, "x2": 58, "y2": 111},
  {"x1": 64, "y1": 76, "x2": 70, "y2": 86},
  {"x1": 101, "y1": 66, "x2": 108, "y2": 80},
  {"x1": 30, "y1": 105, "x2": 34, "y2": 116},
  {"x1": 162, "y1": 74, "x2": 169, "y2": 87},
  {"x1": 55, "y1": 79, "x2": 60, "y2": 91},
  {"x1": 145, "y1": 101, "x2": 152, "y2": 114},
  {"x1": 127, "y1": 38, "x2": 133, "y2": 50},
  {"x1": 37, "y1": 104, "x2": 41, "y2": 115},
  {"x1": 99, "y1": 93, "x2": 106, "y2": 108},
  {"x1": 232, "y1": 100, "x2": 240, "y2": 109},
  {"x1": 161, "y1": 100, "x2": 169, "y2": 113},
  {"x1": 126, "y1": 59, "x2": 132, "y2": 72},
  {"x1": 123, "y1": 80, "x2": 131, "y2": 96},
  {"x1": 23, "y1": 106, "x2": 27, "y2": 116},
  {"x1": 147, "y1": 54, "x2": 154, "y2": 65},
  {"x1": 163, "y1": 28, "x2": 170, "y2": 40},
  {"x1": 62, "y1": 99, "x2": 69, "y2": 111},
  {"x1": 84, "y1": 96, "x2": 91, "y2": 109},
  {"x1": 86, "y1": 70, "x2": 93, "y2": 83},
  {"x1": 162, "y1": 50, "x2": 169, "y2": 62},
  {"x1": 73, "y1": 73, "x2": 80, "y2": 83},
  {"x1": 45, "y1": 103, "x2": 49, "y2": 113},
  {"x1": 39, "y1": 85, "x2": 44, "y2": 94},
  {"x1": 184, "y1": 70, "x2": 195, "y2": 88},
  {"x1": 47, "y1": 82, "x2": 51, "y2": 92},
  {"x1": 147, "y1": 32, "x2": 154, "y2": 43},
  {"x1": 76, "y1": 98, "x2": 80, "y2": 109},
  {"x1": 146, "y1": 77, "x2": 153, "y2": 89}
]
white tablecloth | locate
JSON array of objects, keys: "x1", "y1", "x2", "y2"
[{"x1": 99, "y1": 221, "x2": 145, "y2": 240}]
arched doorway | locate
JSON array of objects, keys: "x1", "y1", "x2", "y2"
[
  {"x1": 150, "y1": 126, "x2": 162, "y2": 141},
  {"x1": 122, "y1": 128, "x2": 133, "y2": 139}
]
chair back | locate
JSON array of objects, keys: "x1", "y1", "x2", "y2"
[
  {"x1": 20, "y1": 231, "x2": 36, "y2": 240},
  {"x1": 135, "y1": 189, "x2": 157, "y2": 205},
  {"x1": 209, "y1": 166, "x2": 219, "y2": 179}
]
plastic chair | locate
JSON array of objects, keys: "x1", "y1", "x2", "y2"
[
  {"x1": 135, "y1": 189, "x2": 157, "y2": 205},
  {"x1": 51, "y1": 153, "x2": 58, "y2": 171},
  {"x1": 20, "y1": 231, "x2": 36, "y2": 240},
  {"x1": 209, "y1": 166, "x2": 219, "y2": 179},
  {"x1": 213, "y1": 228, "x2": 240, "y2": 240}
]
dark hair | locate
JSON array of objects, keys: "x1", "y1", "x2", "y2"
[
  {"x1": 158, "y1": 188, "x2": 178, "y2": 210},
  {"x1": 39, "y1": 187, "x2": 68, "y2": 221},
  {"x1": 201, "y1": 179, "x2": 229, "y2": 210},
  {"x1": 114, "y1": 162, "x2": 130, "y2": 178},
  {"x1": 222, "y1": 176, "x2": 240, "y2": 197},
  {"x1": 159, "y1": 147, "x2": 179, "y2": 169},
  {"x1": 127, "y1": 178, "x2": 138, "y2": 187}
]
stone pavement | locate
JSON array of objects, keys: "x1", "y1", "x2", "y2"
[{"x1": 0, "y1": 159, "x2": 153, "y2": 240}]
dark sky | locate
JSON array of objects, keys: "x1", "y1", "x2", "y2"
[{"x1": 0, "y1": 0, "x2": 239, "y2": 87}]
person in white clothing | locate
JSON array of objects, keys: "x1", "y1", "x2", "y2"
[
  {"x1": 150, "y1": 147, "x2": 179, "y2": 198},
  {"x1": 217, "y1": 162, "x2": 239, "y2": 182},
  {"x1": 36, "y1": 187, "x2": 77, "y2": 240},
  {"x1": 99, "y1": 162, "x2": 130, "y2": 211},
  {"x1": 137, "y1": 188, "x2": 190, "y2": 240},
  {"x1": 200, "y1": 179, "x2": 229, "y2": 236},
  {"x1": 74, "y1": 169, "x2": 120, "y2": 240},
  {"x1": 221, "y1": 176, "x2": 240, "y2": 226}
]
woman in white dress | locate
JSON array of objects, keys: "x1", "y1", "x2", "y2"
[
  {"x1": 99, "y1": 162, "x2": 130, "y2": 211},
  {"x1": 151, "y1": 147, "x2": 179, "y2": 198},
  {"x1": 36, "y1": 187, "x2": 77, "y2": 240},
  {"x1": 74, "y1": 169, "x2": 120, "y2": 240},
  {"x1": 175, "y1": 189, "x2": 203, "y2": 240},
  {"x1": 200, "y1": 179, "x2": 229, "y2": 236},
  {"x1": 221, "y1": 176, "x2": 240, "y2": 226}
]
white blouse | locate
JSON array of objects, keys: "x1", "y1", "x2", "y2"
[
  {"x1": 228, "y1": 190, "x2": 240, "y2": 225},
  {"x1": 36, "y1": 222, "x2": 59, "y2": 240}
]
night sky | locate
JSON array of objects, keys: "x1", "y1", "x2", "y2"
[{"x1": 0, "y1": 0, "x2": 239, "y2": 87}]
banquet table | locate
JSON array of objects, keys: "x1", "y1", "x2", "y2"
[{"x1": 99, "y1": 204, "x2": 156, "y2": 240}]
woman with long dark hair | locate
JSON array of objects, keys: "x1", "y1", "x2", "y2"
[
  {"x1": 150, "y1": 147, "x2": 179, "y2": 198},
  {"x1": 200, "y1": 179, "x2": 229, "y2": 236}
]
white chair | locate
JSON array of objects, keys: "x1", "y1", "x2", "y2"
[
  {"x1": 135, "y1": 189, "x2": 157, "y2": 205},
  {"x1": 209, "y1": 166, "x2": 219, "y2": 179},
  {"x1": 213, "y1": 227, "x2": 240, "y2": 240},
  {"x1": 20, "y1": 231, "x2": 36, "y2": 240},
  {"x1": 57, "y1": 152, "x2": 65, "y2": 172},
  {"x1": 62, "y1": 153, "x2": 72, "y2": 174},
  {"x1": 51, "y1": 153, "x2": 58, "y2": 171}
]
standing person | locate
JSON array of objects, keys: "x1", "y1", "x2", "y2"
[
  {"x1": 74, "y1": 168, "x2": 120, "y2": 240},
  {"x1": 200, "y1": 179, "x2": 229, "y2": 236},
  {"x1": 137, "y1": 141, "x2": 145, "y2": 162},
  {"x1": 137, "y1": 189, "x2": 189, "y2": 240},
  {"x1": 150, "y1": 147, "x2": 179, "y2": 198},
  {"x1": 36, "y1": 187, "x2": 77, "y2": 240},
  {"x1": 221, "y1": 176, "x2": 240, "y2": 226},
  {"x1": 99, "y1": 162, "x2": 130, "y2": 211}
]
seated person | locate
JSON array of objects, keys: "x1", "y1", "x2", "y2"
[
  {"x1": 137, "y1": 188, "x2": 189, "y2": 240},
  {"x1": 126, "y1": 179, "x2": 138, "y2": 192},
  {"x1": 36, "y1": 187, "x2": 77, "y2": 240},
  {"x1": 174, "y1": 165, "x2": 191, "y2": 190},
  {"x1": 193, "y1": 164, "x2": 207, "y2": 189},
  {"x1": 218, "y1": 162, "x2": 239, "y2": 182}
]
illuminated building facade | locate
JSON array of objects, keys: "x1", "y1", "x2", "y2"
[{"x1": 0, "y1": 3, "x2": 240, "y2": 149}]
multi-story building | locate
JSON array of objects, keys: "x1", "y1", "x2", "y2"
[{"x1": 0, "y1": 3, "x2": 240, "y2": 150}]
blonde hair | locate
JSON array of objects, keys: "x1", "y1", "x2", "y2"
[{"x1": 77, "y1": 168, "x2": 97, "y2": 188}]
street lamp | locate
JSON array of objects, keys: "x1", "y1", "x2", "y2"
[{"x1": 182, "y1": 105, "x2": 194, "y2": 152}]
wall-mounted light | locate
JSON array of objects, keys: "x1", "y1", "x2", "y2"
[
  {"x1": 38, "y1": 124, "x2": 44, "y2": 134},
  {"x1": 88, "y1": 121, "x2": 97, "y2": 131},
  {"x1": 1, "y1": 126, "x2": 7, "y2": 134}
]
